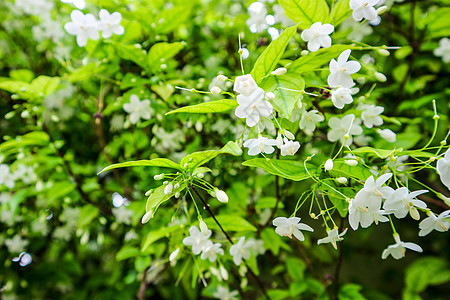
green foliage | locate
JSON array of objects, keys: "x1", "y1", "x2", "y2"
[{"x1": 278, "y1": 0, "x2": 329, "y2": 29}]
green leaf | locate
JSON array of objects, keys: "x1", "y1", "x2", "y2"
[
  {"x1": 147, "y1": 42, "x2": 184, "y2": 70},
  {"x1": 339, "y1": 284, "x2": 367, "y2": 300},
  {"x1": 329, "y1": 159, "x2": 374, "y2": 181},
  {"x1": 278, "y1": 0, "x2": 329, "y2": 29},
  {"x1": 10, "y1": 69, "x2": 34, "y2": 82},
  {"x1": 250, "y1": 25, "x2": 298, "y2": 83},
  {"x1": 405, "y1": 257, "x2": 450, "y2": 294},
  {"x1": 318, "y1": 182, "x2": 354, "y2": 217},
  {"x1": 261, "y1": 73, "x2": 305, "y2": 118},
  {"x1": 114, "y1": 42, "x2": 148, "y2": 69},
  {"x1": 166, "y1": 99, "x2": 238, "y2": 115},
  {"x1": 154, "y1": 5, "x2": 193, "y2": 34},
  {"x1": 261, "y1": 228, "x2": 290, "y2": 256},
  {"x1": 116, "y1": 246, "x2": 141, "y2": 261},
  {"x1": 288, "y1": 44, "x2": 352, "y2": 73},
  {"x1": 203, "y1": 215, "x2": 257, "y2": 232},
  {"x1": 145, "y1": 183, "x2": 186, "y2": 213},
  {"x1": 286, "y1": 257, "x2": 306, "y2": 280},
  {"x1": 242, "y1": 158, "x2": 315, "y2": 181},
  {"x1": 98, "y1": 158, "x2": 183, "y2": 174},
  {"x1": 152, "y1": 83, "x2": 175, "y2": 102},
  {"x1": 141, "y1": 225, "x2": 183, "y2": 252},
  {"x1": 328, "y1": 0, "x2": 352, "y2": 26},
  {"x1": 31, "y1": 76, "x2": 60, "y2": 97},
  {"x1": 120, "y1": 73, "x2": 153, "y2": 90},
  {"x1": 78, "y1": 204, "x2": 99, "y2": 228},
  {"x1": 181, "y1": 141, "x2": 243, "y2": 171},
  {"x1": 350, "y1": 147, "x2": 403, "y2": 159},
  {"x1": 422, "y1": 8, "x2": 450, "y2": 38}
]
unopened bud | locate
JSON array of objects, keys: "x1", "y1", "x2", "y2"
[
  {"x1": 199, "y1": 219, "x2": 209, "y2": 235},
  {"x1": 377, "y1": 49, "x2": 390, "y2": 56},
  {"x1": 175, "y1": 191, "x2": 180, "y2": 198},
  {"x1": 169, "y1": 248, "x2": 180, "y2": 265},
  {"x1": 217, "y1": 75, "x2": 227, "y2": 81},
  {"x1": 345, "y1": 159, "x2": 358, "y2": 166},
  {"x1": 374, "y1": 72, "x2": 387, "y2": 82},
  {"x1": 409, "y1": 207, "x2": 420, "y2": 220},
  {"x1": 154, "y1": 174, "x2": 164, "y2": 180},
  {"x1": 145, "y1": 189, "x2": 153, "y2": 196},
  {"x1": 164, "y1": 182, "x2": 173, "y2": 195},
  {"x1": 141, "y1": 210, "x2": 153, "y2": 224},
  {"x1": 265, "y1": 92, "x2": 275, "y2": 101},
  {"x1": 271, "y1": 67, "x2": 287, "y2": 76},
  {"x1": 284, "y1": 130, "x2": 295, "y2": 140},
  {"x1": 215, "y1": 189, "x2": 229, "y2": 203},
  {"x1": 184, "y1": 163, "x2": 188, "y2": 169},
  {"x1": 174, "y1": 182, "x2": 180, "y2": 190},
  {"x1": 337, "y1": 177, "x2": 348, "y2": 184},
  {"x1": 324, "y1": 159, "x2": 333, "y2": 171},
  {"x1": 376, "y1": 6, "x2": 388, "y2": 15},
  {"x1": 210, "y1": 86, "x2": 221, "y2": 95},
  {"x1": 301, "y1": 50, "x2": 309, "y2": 56},
  {"x1": 220, "y1": 265, "x2": 229, "y2": 280}
]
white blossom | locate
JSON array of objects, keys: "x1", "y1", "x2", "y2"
[
  {"x1": 234, "y1": 87, "x2": 273, "y2": 127},
  {"x1": 300, "y1": 22, "x2": 334, "y2": 52},
  {"x1": 418, "y1": 210, "x2": 450, "y2": 236},
  {"x1": 382, "y1": 234, "x2": 422, "y2": 260},
  {"x1": 243, "y1": 136, "x2": 279, "y2": 156},
  {"x1": 328, "y1": 49, "x2": 361, "y2": 88},
  {"x1": 331, "y1": 87, "x2": 353, "y2": 109},
  {"x1": 280, "y1": 138, "x2": 300, "y2": 156},
  {"x1": 61, "y1": 0, "x2": 85, "y2": 9},
  {"x1": 97, "y1": 9, "x2": 124, "y2": 39},
  {"x1": 377, "y1": 128, "x2": 396, "y2": 143},
  {"x1": 299, "y1": 110, "x2": 324, "y2": 132},
  {"x1": 201, "y1": 242, "x2": 224, "y2": 262},
  {"x1": 15, "y1": 0, "x2": 54, "y2": 16},
  {"x1": 183, "y1": 226, "x2": 212, "y2": 255},
  {"x1": 32, "y1": 19, "x2": 65, "y2": 43},
  {"x1": 434, "y1": 38, "x2": 450, "y2": 63},
  {"x1": 123, "y1": 94, "x2": 152, "y2": 124},
  {"x1": 327, "y1": 114, "x2": 363, "y2": 146},
  {"x1": 112, "y1": 206, "x2": 133, "y2": 225},
  {"x1": 5, "y1": 235, "x2": 29, "y2": 253},
  {"x1": 0, "y1": 164, "x2": 15, "y2": 189},
  {"x1": 272, "y1": 217, "x2": 314, "y2": 241},
  {"x1": 229, "y1": 236, "x2": 251, "y2": 266},
  {"x1": 246, "y1": 2, "x2": 268, "y2": 33},
  {"x1": 317, "y1": 228, "x2": 347, "y2": 249},
  {"x1": 383, "y1": 187, "x2": 428, "y2": 219},
  {"x1": 233, "y1": 74, "x2": 258, "y2": 96},
  {"x1": 245, "y1": 238, "x2": 265, "y2": 256},
  {"x1": 437, "y1": 148, "x2": 450, "y2": 191},
  {"x1": 13, "y1": 164, "x2": 37, "y2": 184},
  {"x1": 361, "y1": 104, "x2": 384, "y2": 128},
  {"x1": 350, "y1": 0, "x2": 380, "y2": 22},
  {"x1": 64, "y1": 10, "x2": 100, "y2": 47},
  {"x1": 213, "y1": 286, "x2": 239, "y2": 300}
]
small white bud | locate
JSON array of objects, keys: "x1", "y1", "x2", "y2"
[
  {"x1": 196, "y1": 173, "x2": 204, "y2": 179},
  {"x1": 336, "y1": 177, "x2": 348, "y2": 184},
  {"x1": 220, "y1": 265, "x2": 229, "y2": 280},
  {"x1": 184, "y1": 163, "x2": 189, "y2": 169},
  {"x1": 377, "y1": 49, "x2": 390, "y2": 56},
  {"x1": 175, "y1": 191, "x2": 180, "y2": 198},
  {"x1": 199, "y1": 219, "x2": 209, "y2": 235},
  {"x1": 154, "y1": 174, "x2": 164, "y2": 180},
  {"x1": 284, "y1": 130, "x2": 295, "y2": 140},
  {"x1": 356, "y1": 77, "x2": 366, "y2": 85},
  {"x1": 174, "y1": 182, "x2": 180, "y2": 190},
  {"x1": 210, "y1": 86, "x2": 221, "y2": 95},
  {"x1": 217, "y1": 75, "x2": 227, "y2": 81},
  {"x1": 271, "y1": 67, "x2": 287, "y2": 76},
  {"x1": 324, "y1": 159, "x2": 333, "y2": 171},
  {"x1": 345, "y1": 159, "x2": 358, "y2": 166},
  {"x1": 376, "y1": 6, "x2": 388, "y2": 15},
  {"x1": 374, "y1": 72, "x2": 387, "y2": 82},
  {"x1": 164, "y1": 182, "x2": 173, "y2": 195},
  {"x1": 437, "y1": 193, "x2": 450, "y2": 207},
  {"x1": 169, "y1": 248, "x2": 180, "y2": 266},
  {"x1": 301, "y1": 50, "x2": 309, "y2": 56},
  {"x1": 163, "y1": 181, "x2": 169, "y2": 185},
  {"x1": 215, "y1": 189, "x2": 228, "y2": 203},
  {"x1": 409, "y1": 207, "x2": 420, "y2": 220},
  {"x1": 145, "y1": 189, "x2": 153, "y2": 196},
  {"x1": 141, "y1": 211, "x2": 153, "y2": 224},
  {"x1": 265, "y1": 92, "x2": 275, "y2": 101}
]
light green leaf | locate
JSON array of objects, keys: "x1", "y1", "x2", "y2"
[
  {"x1": 116, "y1": 246, "x2": 141, "y2": 261},
  {"x1": 288, "y1": 44, "x2": 352, "y2": 73},
  {"x1": 10, "y1": 69, "x2": 34, "y2": 82},
  {"x1": 114, "y1": 42, "x2": 148, "y2": 69},
  {"x1": 422, "y1": 8, "x2": 450, "y2": 38},
  {"x1": 328, "y1": 0, "x2": 352, "y2": 26},
  {"x1": 339, "y1": 284, "x2": 367, "y2": 300},
  {"x1": 250, "y1": 25, "x2": 298, "y2": 83},
  {"x1": 147, "y1": 42, "x2": 184, "y2": 69},
  {"x1": 78, "y1": 204, "x2": 99, "y2": 228},
  {"x1": 278, "y1": 0, "x2": 329, "y2": 29},
  {"x1": 145, "y1": 183, "x2": 186, "y2": 213},
  {"x1": 154, "y1": 5, "x2": 193, "y2": 34},
  {"x1": 261, "y1": 72, "x2": 305, "y2": 118},
  {"x1": 152, "y1": 83, "x2": 175, "y2": 101},
  {"x1": 350, "y1": 147, "x2": 403, "y2": 159},
  {"x1": 31, "y1": 76, "x2": 60, "y2": 97},
  {"x1": 329, "y1": 159, "x2": 374, "y2": 181},
  {"x1": 242, "y1": 158, "x2": 315, "y2": 181},
  {"x1": 98, "y1": 158, "x2": 183, "y2": 174},
  {"x1": 166, "y1": 99, "x2": 238, "y2": 115},
  {"x1": 261, "y1": 228, "x2": 290, "y2": 256},
  {"x1": 181, "y1": 141, "x2": 243, "y2": 171},
  {"x1": 141, "y1": 225, "x2": 183, "y2": 252},
  {"x1": 120, "y1": 73, "x2": 153, "y2": 90},
  {"x1": 318, "y1": 182, "x2": 354, "y2": 217},
  {"x1": 405, "y1": 257, "x2": 450, "y2": 294},
  {"x1": 203, "y1": 215, "x2": 257, "y2": 232}
]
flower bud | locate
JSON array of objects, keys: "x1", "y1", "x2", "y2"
[
  {"x1": 345, "y1": 159, "x2": 358, "y2": 166},
  {"x1": 199, "y1": 219, "x2": 209, "y2": 235},
  {"x1": 324, "y1": 159, "x2": 333, "y2": 171},
  {"x1": 374, "y1": 72, "x2": 387, "y2": 82},
  {"x1": 141, "y1": 210, "x2": 153, "y2": 224},
  {"x1": 175, "y1": 191, "x2": 180, "y2": 198},
  {"x1": 271, "y1": 67, "x2": 287, "y2": 76},
  {"x1": 336, "y1": 177, "x2": 348, "y2": 184},
  {"x1": 217, "y1": 75, "x2": 227, "y2": 81},
  {"x1": 220, "y1": 265, "x2": 229, "y2": 280},
  {"x1": 301, "y1": 50, "x2": 309, "y2": 56},
  {"x1": 376, "y1": 6, "x2": 388, "y2": 15},
  {"x1": 174, "y1": 182, "x2": 180, "y2": 190},
  {"x1": 169, "y1": 248, "x2": 180, "y2": 266},
  {"x1": 283, "y1": 130, "x2": 295, "y2": 140},
  {"x1": 377, "y1": 49, "x2": 390, "y2": 56},
  {"x1": 145, "y1": 189, "x2": 153, "y2": 196},
  {"x1": 409, "y1": 207, "x2": 420, "y2": 220},
  {"x1": 154, "y1": 174, "x2": 164, "y2": 180},
  {"x1": 215, "y1": 189, "x2": 229, "y2": 203},
  {"x1": 164, "y1": 182, "x2": 173, "y2": 195},
  {"x1": 265, "y1": 92, "x2": 275, "y2": 101},
  {"x1": 184, "y1": 163, "x2": 189, "y2": 169},
  {"x1": 210, "y1": 86, "x2": 221, "y2": 95}
]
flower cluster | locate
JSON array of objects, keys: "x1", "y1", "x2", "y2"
[
  {"x1": 229, "y1": 236, "x2": 264, "y2": 266},
  {"x1": 183, "y1": 225, "x2": 224, "y2": 262}
]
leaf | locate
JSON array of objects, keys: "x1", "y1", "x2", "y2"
[
  {"x1": 261, "y1": 228, "x2": 290, "y2": 256},
  {"x1": 114, "y1": 42, "x2": 148, "y2": 69},
  {"x1": 166, "y1": 99, "x2": 238, "y2": 115},
  {"x1": 10, "y1": 69, "x2": 34, "y2": 82},
  {"x1": 141, "y1": 225, "x2": 183, "y2": 252},
  {"x1": 328, "y1": 0, "x2": 352, "y2": 26},
  {"x1": 318, "y1": 182, "x2": 354, "y2": 217},
  {"x1": 116, "y1": 246, "x2": 140, "y2": 261},
  {"x1": 422, "y1": 8, "x2": 450, "y2": 38},
  {"x1": 242, "y1": 158, "x2": 315, "y2": 181},
  {"x1": 145, "y1": 183, "x2": 186, "y2": 213},
  {"x1": 261, "y1": 73, "x2": 305, "y2": 118},
  {"x1": 339, "y1": 284, "x2": 367, "y2": 300},
  {"x1": 405, "y1": 257, "x2": 450, "y2": 294},
  {"x1": 31, "y1": 76, "x2": 60, "y2": 97},
  {"x1": 98, "y1": 158, "x2": 183, "y2": 174},
  {"x1": 120, "y1": 73, "x2": 153, "y2": 90},
  {"x1": 288, "y1": 44, "x2": 352, "y2": 73},
  {"x1": 78, "y1": 204, "x2": 99, "y2": 228},
  {"x1": 250, "y1": 25, "x2": 298, "y2": 83},
  {"x1": 181, "y1": 141, "x2": 243, "y2": 171},
  {"x1": 278, "y1": 0, "x2": 329, "y2": 29},
  {"x1": 350, "y1": 147, "x2": 403, "y2": 159},
  {"x1": 286, "y1": 257, "x2": 306, "y2": 280},
  {"x1": 203, "y1": 215, "x2": 257, "y2": 232},
  {"x1": 154, "y1": 5, "x2": 193, "y2": 34},
  {"x1": 147, "y1": 42, "x2": 184, "y2": 69},
  {"x1": 152, "y1": 83, "x2": 175, "y2": 101},
  {"x1": 329, "y1": 159, "x2": 374, "y2": 181}
]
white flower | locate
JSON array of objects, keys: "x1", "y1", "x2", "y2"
[
  {"x1": 16, "y1": 0, "x2": 54, "y2": 16},
  {"x1": 273, "y1": 4, "x2": 294, "y2": 27},
  {"x1": 61, "y1": 0, "x2": 85, "y2": 9},
  {"x1": 243, "y1": 136, "x2": 279, "y2": 156},
  {"x1": 32, "y1": 19, "x2": 65, "y2": 43},
  {"x1": 419, "y1": 210, "x2": 450, "y2": 236},
  {"x1": 213, "y1": 286, "x2": 239, "y2": 300},
  {"x1": 183, "y1": 226, "x2": 212, "y2": 255},
  {"x1": 317, "y1": 228, "x2": 347, "y2": 249},
  {"x1": 0, "y1": 164, "x2": 15, "y2": 189},
  {"x1": 13, "y1": 164, "x2": 37, "y2": 184},
  {"x1": 112, "y1": 206, "x2": 133, "y2": 225},
  {"x1": 235, "y1": 87, "x2": 273, "y2": 127},
  {"x1": 233, "y1": 74, "x2": 258, "y2": 96},
  {"x1": 215, "y1": 189, "x2": 229, "y2": 203},
  {"x1": 383, "y1": 187, "x2": 428, "y2": 219},
  {"x1": 97, "y1": 9, "x2": 124, "y2": 39},
  {"x1": 361, "y1": 104, "x2": 384, "y2": 128},
  {"x1": 324, "y1": 159, "x2": 334, "y2": 171},
  {"x1": 377, "y1": 129, "x2": 396, "y2": 143},
  {"x1": 210, "y1": 86, "x2": 222, "y2": 95},
  {"x1": 327, "y1": 114, "x2": 363, "y2": 146},
  {"x1": 340, "y1": 18, "x2": 373, "y2": 41},
  {"x1": 64, "y1": 10, "x2": 100, "y2": 47},
  {"x1": 246, "y1": 2, "x2": 268, "y2": 33},
  {"x1": 434, "y1": 38, "x2": 450, "y2": 63},
  {"x1": 123, "y1": 94, "x2": 152, "y2": 124},
  {"x1": 299, "y1": 110, "x2": 324, "y2": 132},
  {"x1": 300, "y1": 22, "x2": 334, "y2": 52},
  {"x1": 272, "y1": 217, "x2": 314, "y2": 241},
  {"x1": 382, "y1": 234, "x2": 422, "y2": 260},
  {"x1": 245, "y1": 238, "x2": 265, "y2": 256},
  {"x1": 331, "y1": 87, "x2": 353, "y2": 109},
  {"x1": 350, "y1": 0, "x2": 380, "y2": 22},
  {"x1": 280, "y1": 138, "x2": 300, "y2": 156},
  {"x1": 328, "y1": 49, "x2": 361, "y2": 88},
  {"x1": 437, "y1": 148, "x2": 450, "y2": 191},
  {"x1": 229, "y1": 236, "x2": 252, "y2": 266},
  {"x1": 5, "y1": 235, "x2": 29, "y2": 253},
  {"x1": 348, "y1": 174, "x2": 393, "y2": 230},
  {"x1": 200, "y1": 241, "x2": 224, "y2": 262}
]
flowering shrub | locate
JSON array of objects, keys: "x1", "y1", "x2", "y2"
[{"x1": 1, "y1": 0, "x2": 450, "y2": 299}]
